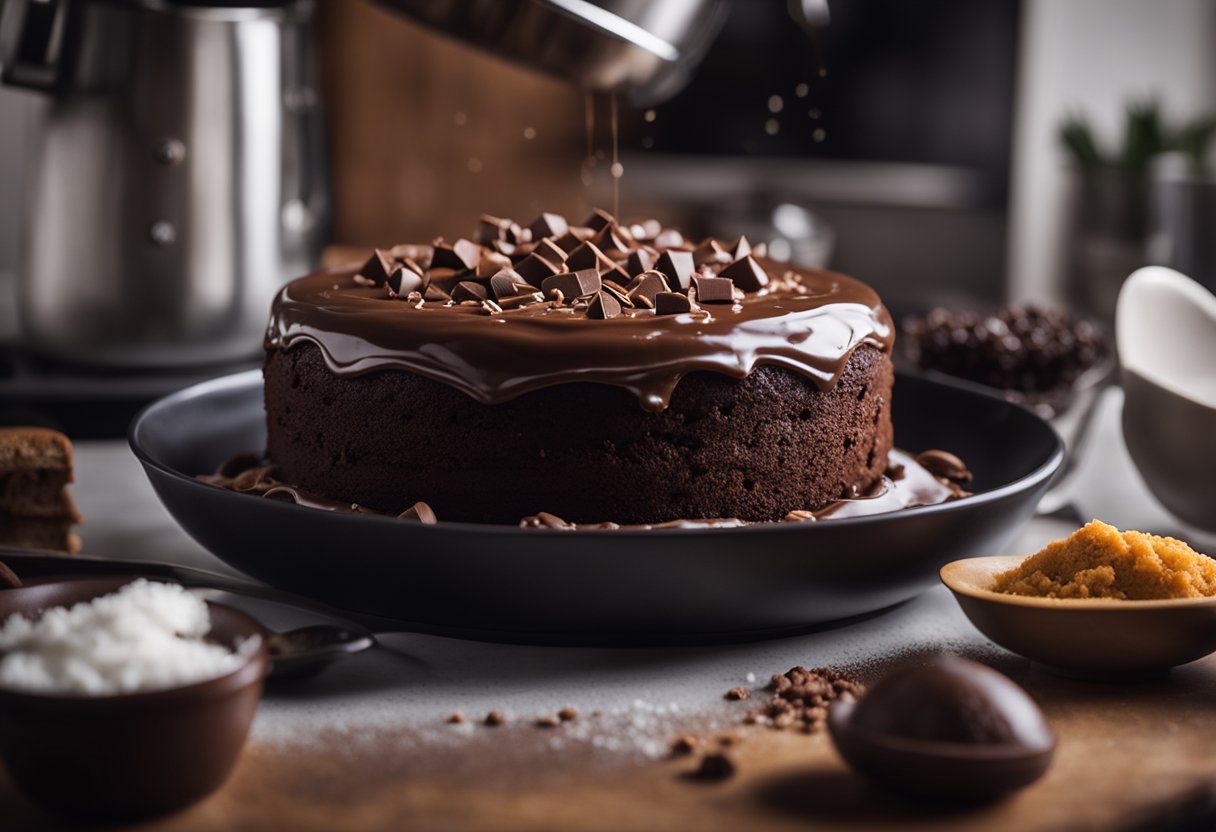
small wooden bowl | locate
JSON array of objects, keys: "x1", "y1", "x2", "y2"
[
  {"x1": 941, "y1": 556, "x2": 1216, "y2": 677},
  {"x1": 0, "y1": 577, "x2": 269, "y2": 820}
]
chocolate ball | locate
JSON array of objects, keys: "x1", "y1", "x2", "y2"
[{"x1": 828, "y1": 656, "x2": 1056, "y2": 800}]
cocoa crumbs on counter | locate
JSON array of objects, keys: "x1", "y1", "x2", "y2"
[
  {"x1": 725, "y1": 686, "x2": 752, "y2": 701},
  {"x1": 484, "y1": 709, "x2": 505, "y2": 727},
  {"x1": 742, "y1": 666, "x2": 863, "y2": 732},
  {"x1": 670, "y1": 736, "x2": 699, "y2": 756},
  {"x1": 447, "y1": 711, "x2": 465, "y2": 725},
  {"x1": 689, "y1": 752, "x2": 736, "y2": 782},
  {"x1": 535, "y1": 714, "x2": 562, "y2": 729}
]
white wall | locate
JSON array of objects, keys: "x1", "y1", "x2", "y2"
[
  {"x1": 1008, "y1": 0, "x2": 1216, "y2": 303},
  {"x1": 0, "y1": 90, "x2": 35, "y2": 336}
]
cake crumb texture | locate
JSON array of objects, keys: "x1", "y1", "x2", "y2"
[{"x1": 993, "y1": 520, "x2": 1216, "y2": 600}]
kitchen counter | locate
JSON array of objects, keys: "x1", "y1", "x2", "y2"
[{"x1": 3, "y1": 440, "x2": 1214, "y2": 831}]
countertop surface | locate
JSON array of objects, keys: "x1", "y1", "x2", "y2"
[{"x1": 3, "y1": 439, "x2": 1215, "y2": 831}]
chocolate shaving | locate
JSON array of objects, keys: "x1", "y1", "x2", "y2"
[
  {"x1": 541, "y1": 269, "x2": 601, "y2": 303},
  {"x1": 387, "y1": 266, "x2": 424, "y2": 298},
  {"x1": 451, "y1": 281, "x2": 489, "y2": 303}
]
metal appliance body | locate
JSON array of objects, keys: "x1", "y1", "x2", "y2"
[
  {"x1": 1, "y1": 0, "x2": 328, "y2": 368},
  {"x1": 376, "y1": 0, "x2": 730, "y2": 106}
]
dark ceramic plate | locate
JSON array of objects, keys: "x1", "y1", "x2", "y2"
[{"x1": 130, "y1": 370, "x2": 1062, "y2": 644}]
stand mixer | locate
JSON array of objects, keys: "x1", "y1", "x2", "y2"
[{"x1": 0, "y1": 0, "x2": 819, "y2": 369}]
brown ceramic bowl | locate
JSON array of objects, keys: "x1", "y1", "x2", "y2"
[
  {"x1": 941, "y1": 556, "x2": 1216, "y2": 677},
  {"x1": 0, "y1": 577, "x2": 269, "y2": 820}
]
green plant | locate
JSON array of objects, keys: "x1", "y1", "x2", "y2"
[{"x1": 1058, "y1": 98, "x2": 1214, "y2": 176}]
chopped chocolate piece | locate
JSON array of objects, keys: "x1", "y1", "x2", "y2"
[
  {"x1": 693, "y1": 275, "x2": 735, "y2": 304},
  {"x1": 485, "y1": 709, "x2": 506, "y2": 726},
  {"x1": 558, "y1": 706, "x2": 578, "y2": 722},
  {"x1": 552, "y1": 231, "x2": 586, "y2": 254},
  {"x1": 752, "y1": 241, "x2": 768, "y2": 258},
  {"x1": 0, "y1": 559, "x2": 21, "y2": 589},
  {"x1": 533, "y1": 238, "x2": 568, "y2": 266},
  {"x1": 447, "y1": 711, "x2": 465, "y2": 724},
  {"x1": 719, "y1": 255, "x2": 770, "y2": 292},
  {"x1": 542, "y1": 269, "x2": 601, "y2": 302},
  {"x1": 490, "y1": 269, "x2": 536, "y2": 300},
  {"x1": 626, "y1": 271, "x2": 669, "y2": 308},
  {"x1": 671, "y1": 736, "x2": 699, "y2": 756},
  {"x1": 431, "y1": 239, "x2": 480, "y2": 271},
  {"x1": 626, "y1": 246, "x2": 660, "y2": 277},
  {"x1": 655, "y1": 250, "x2": 696, "y2": 291},
  {"x1": 387, "y1": 266, "x2": 425, "y2": 298},
  {"x1": 693, "y1": 238, "x2": 732, "y2": 267},
  {"x1": 639, "y1": 219, "x2": 663, "y2": 239},
  {"x1": 491, "y1": 239, "x2": 517, "y2": 257},
  {"x1": 725, "y1": 686, "x2": 752, "y2": 701},
  {"x1": 731, "y1": 235, "x2": 752, "y2": 259},
  {"x1": 398, "y1": 501, "x2": 437, "y2": 524},
  {"x1": 591, "y1": 224, "x2": 632, "y2": 257},
  {"x1": 653, "y1": 228, "x2": 685, "y2": 250},
  {"x1": 655, "y1": 291, "x2": 695, "y2": 315},
  {"x1": 565, "y1": 241, "x2": 608, "y2": 272},
  {"x1": 358, "y1": 249, "x2": 396, "y2": 285},
  {"x1": 535, "y1": 714, "x2": 561, "y2": 728},
  {"x1": 423, "y1": 284, "x2": 451, "y2": 302},
  {"x1": 690, "y1": 752, "x2": 736, "y2": 782},
  {"x1": 584, "y1": 208, "x2": 615, "y2": 231},
  {"x1": 514, "y1": 252, "x2": 562, "y2": 283},
  {"x1": 528, "y1": 212, "x2": 569, "y2": 241},
  {"x1": 915, "y1": 449, "x2": 973, "y2": 483},
  {"x1": 475, "y1": 213, "x2": 508, "y2": 245},
  {"x1": 389, "y1": 243, "x2": 433, "y2": 268},
  {"x1": 475, "y1": 251, "x2": 513, "y2": 279},
  {"x1": 602, "y1": 282, "x2": 633, "y2": 308},
  {"x1": 451, "y1": 281, "x2": 489, "y2": 303},
  {"x1": 586, "y1": 291, "x2": 622, "y2": 320}
]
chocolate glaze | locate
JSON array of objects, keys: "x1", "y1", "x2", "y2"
[
  {"x1": 266, "y1": 259, "x2": 893, "y2": 412},
  {"x1": 199, "y1": 449, "x2": 966, "y2": 529}
]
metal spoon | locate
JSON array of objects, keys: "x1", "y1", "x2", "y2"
[{"x1": 266, "y1": 624, "x2": 376, "y2": 681}]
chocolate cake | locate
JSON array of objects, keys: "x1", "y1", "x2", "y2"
[
  {"x1": 0, "y1": 427, "x2": 82, "y2": 553},
  {"x1": 261, "y1": 211, "x2": 897, "y2": 525}
]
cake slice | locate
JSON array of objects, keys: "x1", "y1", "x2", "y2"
[{"x1": 0, "y1": 427, "x2": 82, "y2": 553}]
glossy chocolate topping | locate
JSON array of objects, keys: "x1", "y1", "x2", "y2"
[{"x1": 265, "y1": 211, "x2": 894, "y2": 412}]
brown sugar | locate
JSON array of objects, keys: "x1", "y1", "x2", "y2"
[{"x1": 993, "y1": 520, "x2": 1216, "y2": 600}]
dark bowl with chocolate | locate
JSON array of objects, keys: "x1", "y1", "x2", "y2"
[
  {"x1": 0, "y1": 577, "x2": 269, "y2": 820},
  {"x1": 131, "y1": 369, "x2": 1062, "y2": 643}
]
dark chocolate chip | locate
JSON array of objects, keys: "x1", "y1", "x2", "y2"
[
  {"x1": 475, "y1": 214, "x2": 508, "y2": 245},
  {"x1": 552, "y1": 231, "x2": 586, "y2": 254},
  {"x1": 451, "y1": 281, "x2": 489, "y2": 303},
  {"x1": 533, "y1": 238, "x2": 568, "y2": 266},
  {"x1": 625, "y1": 271, "x2": 669, "y2": 308},
  {"x1": 475, "y1": 251, "x2": 513, "y2": 279},
  {"x1": 591, "y1": 224, "x2": 632, "y2": 257},
  {"x1": 655, "y1": 291, "x2": 695, "y2": 315},
  {"x1": 541, "y1": 269, "x2": 602, "y2": 302},
  {"x1": 423, "y1": 284, "x2": 451, "y2": 302},
  {"x1": 528, "y1": 212, "x2": 569, "y2": 241},
  {"x1": 565, "y1": 241, "x2": 608, "y2": 272},
  {"x1": 627, "y1": 246, "x2": 660, "y2": 276},
  {"x1": 387, "y1": 266, "x2": 424, "y2": 297},
  {"x1": 655, "y1": 250, "x2": 696, "y2": 291},
  {"x1": 719, "y1": 255, "x2": 770, "y2": 292},
  {"x1": 693, "y1": 275, "x2": 735, "y2": 304},
  {"x1": 485, "y1": 709, "x2": 506, "y2": 726},
  {"x1": 490, "y1": 268, "x2": 536, "y2": 300},
  {"x1": 693, "y1": 238, "x2": 732, "y2": 267},
  {"x1": 586, "y1": 290, "x2": 622, "y2": 320},
  {"x1": 514, "y1": 252, "x2": 562, "y2": 283},
  {"x1": 358, "y1": 249, "x2": 396, "y2": 285},
  {"x1": 584, "y1": 208, "x2": 616, "y2": 232}
]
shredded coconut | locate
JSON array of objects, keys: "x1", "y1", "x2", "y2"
[{"x1": 0, "y1": 579, "x2": 260, "y2": 696}]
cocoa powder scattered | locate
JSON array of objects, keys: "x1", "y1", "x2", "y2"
[{"x1": 741, "y1": 666, "x2": 863, "y2": 732}]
